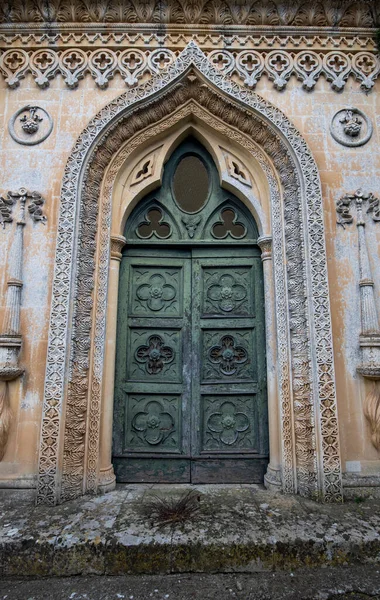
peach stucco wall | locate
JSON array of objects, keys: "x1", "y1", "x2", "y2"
[{"x1": 0, "y1": 70, "x2": 379, "y2": 487}]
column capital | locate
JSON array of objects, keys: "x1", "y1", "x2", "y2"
[
  {"x1": 110, "y1": 234, "x2": 126, "y2": 261},
  {"x1": 257, "y1": 235, "x2": 272, "y2": 261}
]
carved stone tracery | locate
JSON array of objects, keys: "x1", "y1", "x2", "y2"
[
  {"x1": 1, "y1": 47, "x2": 379, "y2": 92},
  {"x1": 37, "y1": 42, "x2": 342, "y2": 505}
]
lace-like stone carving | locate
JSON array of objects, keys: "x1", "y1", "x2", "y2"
[{"x1": 1, "y1": 48, "x2": 379, "y2": 93}]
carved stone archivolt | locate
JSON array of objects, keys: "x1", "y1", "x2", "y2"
[
  {"x1": 37, "y1": 42, "x2": 342, "y2": 505},
  {"x1": 1, "y1": 47, "x2": 379, "y2": 93}
]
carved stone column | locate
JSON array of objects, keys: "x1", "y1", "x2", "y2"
[
  {"x1": 336, "y1": 190, "x2": 380, "y2": 451},
  {"x1": 98, "y1": 234, "x2": 126, "y2": 492},
  {"x1": 0, "y1": 188, "x2": 46, "y2": 460},
  {"x1": 258, "y1": 235, "x2": 282, "y2": 490}
]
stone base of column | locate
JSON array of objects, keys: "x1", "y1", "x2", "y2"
[
  {"x1": 264, "y1": 464, "x2": 282, "y2": 492},
  {"x1": 98, "y1": 465, "x2": 116, "y2": 493}
]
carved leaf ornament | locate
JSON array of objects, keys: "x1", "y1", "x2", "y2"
[{"x1": 0, "y1": 1, "x2": 379, "y2": 29}]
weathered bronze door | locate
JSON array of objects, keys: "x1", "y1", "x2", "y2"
[{"x1": 113, "y1": 139, "x2": 268, "y2": 483}]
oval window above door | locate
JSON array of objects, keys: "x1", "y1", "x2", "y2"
[{"x1": 172, "y1": 155, "x2": 209, "y2": 213}]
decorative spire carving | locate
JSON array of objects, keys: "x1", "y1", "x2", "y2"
[
  {"x1": 336, "y1": 190, "x2": 380, "y2": 451},
  {"x1": 0, "y1": 188, "x2": 46, "y2": 460}
]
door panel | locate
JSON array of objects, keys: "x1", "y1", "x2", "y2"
[
  {"x1": 190, "y1": 249, "x2": 267, "y2": 481},
  {"x1": 113, "y1": 247, "x2": 268, "y2": 483},
  {"x1": 201, "y1": 394, "x2": 258, "y2": 452},
  {"x1": 114, "y1": 253, "x2": 192, "y2": 482}
]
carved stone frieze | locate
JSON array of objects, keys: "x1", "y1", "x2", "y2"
[
  {"x1": 0, "y1": 30, "x2": 376, "y2": 54},
  {"x1": 0, "y1": 0, "x2": 379, "y2": 27},
  {"x1": 37, "y1": 42, "x2": 342, "y2": 505},
  {"x1": 0, "y1": 47, "x2": 379, "y2": 92}
]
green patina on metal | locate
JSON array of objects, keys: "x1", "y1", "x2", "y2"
[{"x1": 113, "y1": 138, "x2": 268, "y2": 482}]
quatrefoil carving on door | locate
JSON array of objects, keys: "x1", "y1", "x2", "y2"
[
  {"x1": 211, "y1": 208, "x2": 247, "y2": 239},
  {"x1": 136, "y1": 207, "x2": 172, "y2": 239}
]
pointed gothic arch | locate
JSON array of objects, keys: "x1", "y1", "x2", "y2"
[{"x1": 37, "y1": 42, "x2": 342, "y2": 505}]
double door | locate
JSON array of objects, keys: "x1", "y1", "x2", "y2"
[{"x1": 113, "y1": 246, "x2": 268, "y2": 482}]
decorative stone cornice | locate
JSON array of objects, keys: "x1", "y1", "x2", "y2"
[
  {"x1": 0, "y1": 28, "x2": 377, "y2": 54},
  {"x1": 1, "y1": 47, "x2": 379, "y2": 92},
  {"x1": 0, "y1": 0, "x2": 379, "y2": 27}
]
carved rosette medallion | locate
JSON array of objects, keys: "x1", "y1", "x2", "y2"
[
  {"x1": 135, "y1": 335, "x2": 175, "y2": 375},
  {"x1": 330, "y1": 108, "x2": 373, "y2": 147},
  {"x1": 8, "y1": 105, "x2": 53, "y2": 146},
  {"x1": 208, "y1": 335, "x2": 248, "y2": 376}
]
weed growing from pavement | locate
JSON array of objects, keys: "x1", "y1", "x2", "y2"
[{"x1": 141, "y1": 490, "x2": 201, "y2": 528}]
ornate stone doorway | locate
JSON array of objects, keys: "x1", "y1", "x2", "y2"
[
  {"x1": 113, "y1": 139, "x2": 268, "y2": 483},
  {"x1": 37, "y1": 43, "x2": 342, "y2": 505}
]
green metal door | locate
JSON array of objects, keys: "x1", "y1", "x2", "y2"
[{"x1": 113, "y1": 138, "x2": 268, "y2": 483}]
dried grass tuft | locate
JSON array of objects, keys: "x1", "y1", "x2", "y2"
[{"x1": 142, "y1": 490, "x2": 201, "y2": 528}]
